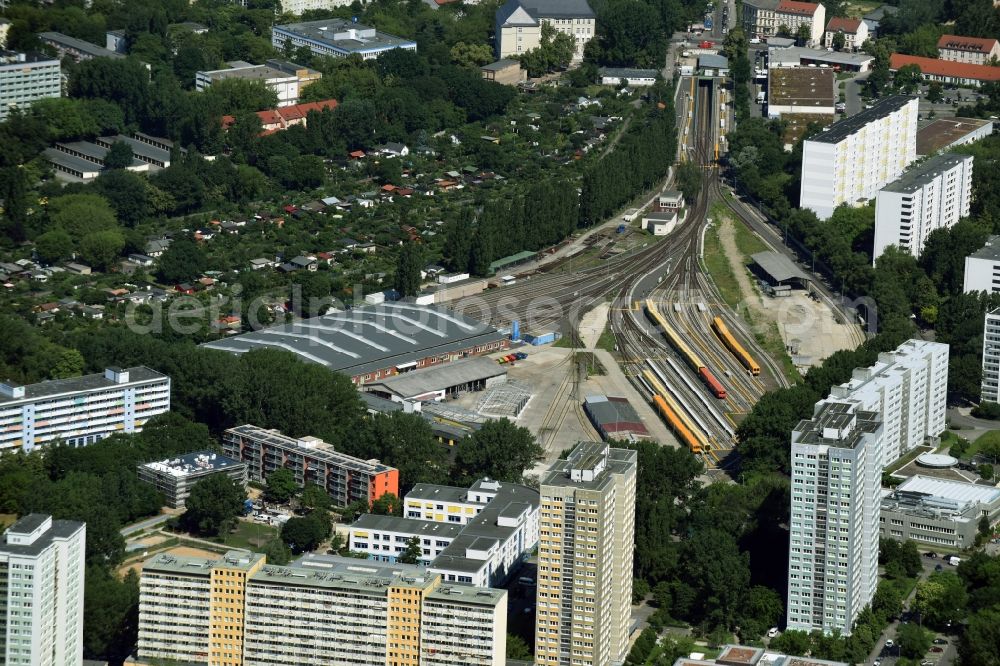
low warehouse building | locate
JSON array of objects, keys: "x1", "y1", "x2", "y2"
[
  {"x1": 137, "y1": 451, "x2": 247, "y2": 509},
  {"x1": 584, "y1": 395, "x2": 649, "y2": 441},
  {"x1": 202, "y1": 303, "x2": 509, "y2": 384},
  {"x1": 880, "y1": 475, "x2": 1000, "y2": 549},
  {"x1": 751, "y1": 251, "x2": 814, "y2": 290},
  {"x1": 767, "y1": 66, "x2": 835, "y2": 118},
  {"x1": 363, "y1": 356, "x2": 507, "y2": 402}
]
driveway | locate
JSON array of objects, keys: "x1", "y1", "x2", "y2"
[
  {"x1": 844, "y1": 73, "x2": 869, "y2": 117},
  {"x1": 120, "y1": 512, "x2": 174, "y2": 537}
]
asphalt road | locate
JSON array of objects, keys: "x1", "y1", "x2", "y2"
[{"x1": 120, "y1": 513, "x2": 173, "y2": 536}]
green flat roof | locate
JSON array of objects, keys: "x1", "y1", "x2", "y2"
[{"x1": 489, "y1": 250, "x2": 536, "y2": 272}]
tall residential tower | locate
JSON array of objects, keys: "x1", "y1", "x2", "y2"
[
  {"x1": 787, "y1": 402, "x2": 883, "y2": 635},
  {"x1": 0, "y1": 515, "x2": 86, "y2": 666},
  {"x1": 535, "y1": 442, "x2": 637, "y2": 666}
]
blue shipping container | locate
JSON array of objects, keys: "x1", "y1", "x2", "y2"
[
  {"x1": 525, "y1": 332, "x2": 559, "y2": 346},
  {"x1": 512, "y1": 320, "x2": 521, "y2": 341}
]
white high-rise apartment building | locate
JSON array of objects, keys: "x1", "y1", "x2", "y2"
[
  {"x1": 138, "y1": 551, "x2": 507, "y2": 666},
  {"x1": 0, "y1": 51, "x2": 60, "y2": 122},
  {"x1": 535, "y1": 442, "x2": 637, "y2": 666},
  {"x1": 0, "y1": 515, "x2": 86, "y2": 666},
  {"x1": 873, "y1": 152, "x2": 974, "y2": 262},
  {"x1": 800, "y1": 95, "x2": 918, "y2": 220},
  {"x1": 982, "y1": 307, "x2": 1000, "y2": 403},
  {"x1": 0, "y1": 366, "x2": 170, "y2": 454},
  {"x1": 817, "y1": 339, "x2": 948, "y2": 466},
  {"x1": 963, "y1": 235, "x2": 1000, "y2": 294},
  {"x1": 787, "y1": 401, "x2": 883, "y2": 636}
]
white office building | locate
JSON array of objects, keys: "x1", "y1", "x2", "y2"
[
  {"x1": 349, "y1": 478, "x2": 540, "y2": 588},
  {"x1": 0, "y1": 515, "x2": 86, "y2": 666},
  {"x1": 272, "y1": 20, "x2": 416, "y2": 60},
  {"x1": 0, "y1": 366, "x2": 171, "y2": 454},
  {"x1": 800, "y1": 95, "x2": 918, "y2": 220},
  {"x1": 787, "y1": 401, "x2": 883, "y2": 636},
  {"x1": 195, "y1": 60, "x2": 320, "y2": 107},
  {"x1": 0, "y1": 51, "x2": 60, "y2": 122},
  {"x1": 873, "y1": 152, "x2": 974, "y2": 262},
  {"x1": 817, "y1": 339, "x2": 949, "y2": 466},
  {"x1": 982, "y1": 307, "x2": 1000, "y2": 403},
  {"x1": 963, "y1": 235, "x2": 1000, "y2": 294}
]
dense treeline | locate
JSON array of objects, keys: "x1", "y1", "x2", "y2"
[
  {"x1": 624, "y1": 441, "x2": 788, "y2": 642},
  {"x1": 579, "y1": 94, "x2": 678, "y2": 225}
]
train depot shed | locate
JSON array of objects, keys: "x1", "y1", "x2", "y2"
[
  {"x1": 750, "y1": 251, "x2": 813, "y2": 290},
  {"x1": 362, "y1": 356, "x2": 507, "y2": 402},
  {"x1": 583, "y1": 395, "x2": 650, "y2": 441},
  {"x1": 201, "y1": 303, "x2": 508, "y2": 384}
]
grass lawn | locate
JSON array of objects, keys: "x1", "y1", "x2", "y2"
[
  {"x1": 967, "y1": 429, "x2": 1000, "y2": 461},
  {"x1": 596, "y1": 325, "x2": 617, "y2": 352},
  {"x1": 217, "y1": 520, "x2": 279, "y2": 550},
  {"x1": 702, "y1": 221, "x2": 742, "y2": 309},
  {"x1": 731, "y1": 215, "x2": 769, "y2": 257},
  {"x1": 844, "y1": 0, "x2": 880, "y2": 18}
]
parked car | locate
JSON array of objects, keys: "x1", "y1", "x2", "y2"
[
  {"x1": 767, "y1": 627, "x2": 779, "y2": 638},
  {"x1": 885, "y1": 640, "x2": 894, "y2": 649},
  {"x1": 933, "y1": 638, "x2": 948, "y2": 645},
  {"x1": 924, "y1": 551, "x2": 937, "y2": 558}
]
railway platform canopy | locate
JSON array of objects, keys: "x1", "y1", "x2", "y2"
[
  {"x1": 488, "y1": 250, "x2": 536, "y2": 274},
  {"x1": 751, "y1": 251, "x2": 813, "y2": 289}
]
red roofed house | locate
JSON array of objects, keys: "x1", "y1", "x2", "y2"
[
  {"x1": 936, "y1": 34, "x2": 1000, "y2": 66},
  {"x1": 742, "y1": 0, "x2": 826, "y2": 46},
  {"x1": 220, "y1": 99, "x2": 338, "y2": 133},
  {"x1": 824, "y1": 16, "x2": 868, "y2": 51},
  {"x1": 890, "y1": 53, "x2": 1000, "y2": 87}
]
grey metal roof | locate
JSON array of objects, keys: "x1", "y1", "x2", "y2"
[
  {"x1": 698, "y1": 54, "x2": 729, "y2": 69},
  {"x1": 140, "y1": 450, "x2": 245, "y2": 478},
  {"x1": 43, "y1": 148, "x2": 102, "y2": 175},
  {"x1": 583, "y1": 395, "x2": 646, "y2": 429},
  {"x1": 968, "y1": 235, "x2": 1000, "y2": 262},
  {"x1": 351, "y1": 513, "x2": 465, "y2": 539},
  {"x1": 806, "y1": 95, "x2": 915, "y2": 144},
  {"x1": 881, "y1": 152, "x2": 972, "y2": 195},
  {"x1": 38, "y1": 32, "x2": 124, "y2": 59},
  {"x1": 407, "y1": 483, "x2": 476, "y2": 504},
  {"x1": 97, "y1": 135, "x2": 171, "y2": 163},
  {"x1": 274, "y1": 20, "x2": 416, "y2": 54},
  {"x1": 202, "y1": 303, "x2": 505, "y2": 378},
  {"x1": 482, "y1": 59, "x2": 520, "y2": 71},
  {"x1": 751, "y1": 251, "x2": 812, "y2": 284},
  {"x1": 0, "y1": 366, "x2": 168, "y2": 405},
  {"x1": 501, "y1": 0, "x2": 595, "y2": 20},
  {"x1": 599, "y1": 67, "x2": 659, "y2": 79},
  {"x1": 364, "y1": 357, "x2": 506, "y2": 399}
]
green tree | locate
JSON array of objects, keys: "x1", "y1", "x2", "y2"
[
  {"x1": 795, "y1": 24, "x2": 812, "y2": 45},
  {"x1": 182, "y1": 474, "x2": 246, "y2": 536},
  {"x1": 357, "y1": 413, "x2": 451, "y2": 492},
  {"x1": 959, "y1": 608, "x2": 1000, "y2": 666},
  {"x1": 897, "y1": 622, "x2": 932, "y2": 658},
  {"x1": 453, "y1": 419, "x2": 543, "y2": 484},
  {"x1": 832, "y1": 31, "x2": 846, "y2": 51},
  {"x1": 93, "y1": 170, "x2": 150, "y2": 227},
  {"x1": 262, "y1": 537, "x2": 292, "y2": 565},
  {"x1": 894, "y1": 64, "x2": 923, "y2": 93},
  {"x1": 0, "y1": 166, "x2": 29, "y2": 242},
  {"x1": 48, "y1": 193, "x2": 117, "y2": 240},
  {"x1": 592, "y1": 0, "x2": 665, "y2": 68},
  {"x1": 202, "y1": 78, "x2": 278, "y2": 114},
  {"x1": 927, "y1": 81, "x2": 944, "y2": 103},
  {"x1": 301, "y1": 483, "x2": 332, "y2": 511},
  {"x1": 280, "y1": 509, "x2": 331, "y2": 554},
  {"x1": 914, "y1": 571, "x2": 969, "y2": 628},
  {"x1": 393, "y1": 242, "x2": 423, "y2": 297},
  {"x1": 83, "y1": 566, "x2": 139, "y2": 663},
  {"x1": 978, "y1": 463, "x2": 994, "y2": 480},
  {"x1": 676, "y1": 160, "x2": 702, "y2": 204},
  {"x1": 371, "y1": 492, "x2": 401, "y2": 516},
  {"x1": 35, "y1": 229, "x2": 75, "y2": 264},
  {"x1": 78, "y1": 229, "x2": 126, "y2": 271},
  {"x1": 264, "y1": 468, "x2": 299, "y2": 503},
  {"x1": 156, "y1": 235, "x2": 207, "y2": 284},
  {"x1": 397, "y1": 535, "x2": 422, "y2": 564},
  {"x1": 506, "y1": 632, "x2": 532, "y2": 660},
  {"x1": 104, "y1": 141, "x2": 134, "y2": 170},
  {"x1": 450, "y1": 41, "x2": 494, "y2": 68}
]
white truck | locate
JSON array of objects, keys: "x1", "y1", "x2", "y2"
[{"x1": 948, "y1": 555, "x2": 961, "y2": 566}]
